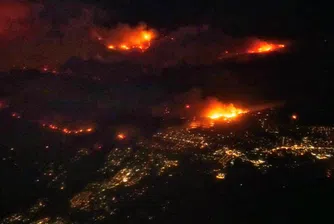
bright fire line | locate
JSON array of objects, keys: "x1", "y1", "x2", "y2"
[{"x1": 106, "y1": 30, "x2": 156, "y2": 52}]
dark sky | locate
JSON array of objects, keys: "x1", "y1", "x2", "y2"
[{"x1": 77, "y1": 0, "x2": 332, "y2": 38}]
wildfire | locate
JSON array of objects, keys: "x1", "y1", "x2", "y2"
[
  {"x1": 109, "y1": 30, "x2": 154, "y2": 51},
  {"x1": 42, "y1": 123, "x2": 94, "y2": 135},
  {"x1": 247, "y1": 40, "x2": 285, "y2": 54},
  {"x1": 95, "y1": 24, "x2": 157, "y2": 52},
  {"x1": 204, "y1": 102, "x2": 248, "y2": 121}
]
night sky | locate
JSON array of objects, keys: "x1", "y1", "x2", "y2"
[
  {"x1": 83, "y1": 0, "x2": 332, "y2": 37},
  {"x1": 0, "y1": 0, "x2": 332, "y2": 70}
]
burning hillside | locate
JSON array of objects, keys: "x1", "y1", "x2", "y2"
[
  {"x1": 247, "y1": 40, "x2": 285, "y2": 54},
  {"x1": 0, "y1": 1, "x2": 289, "y2": 71},
  {"x1": 204, "y1": 102, "x2": 248, "y2": 121},
  {"x1": 92, "y1": 23, "x2": 157, "y2": 52},
  {"x1": 186, "y1": 100, "x2": 249, "y2": 129}
]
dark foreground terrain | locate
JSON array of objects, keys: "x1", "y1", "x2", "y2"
[{"x1": 1, "y1": 41, "x2": 334, "y2": 223}]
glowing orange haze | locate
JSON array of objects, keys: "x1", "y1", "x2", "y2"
[
  {"x1": 204, "y1": 102, "x2": 248, "y2": 121},
  {"x1": 247, "y1": 40, "x2": 285, "y2": 54}
]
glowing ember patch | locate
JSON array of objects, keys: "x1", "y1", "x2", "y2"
[
  {"x1": 189, "y1": 121, "x2": 200, "y2": 129},
  {"x1": 117, "y1": 133, "x2": 126, "y2": 140},
  {"x1": 107, "y1": 45, "x2": 115, "y2": 49},
  {"x1": 292, "y1": 114, "x2": 298, "y2": 120},
  {"x1": 120, "y1": 44, "x2": 129, "y2": 50},
  {"x1": 185, "y1": 104, "x2": 190, "y2": 109},
  {"x1": 216, "y1": 173, "x2": 226, "y2": 179}
]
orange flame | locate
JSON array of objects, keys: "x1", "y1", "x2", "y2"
[
  {"x1": 107, "y1": 45, "x2": 115, "y2": 49},
  {"x1": 248, "y1": 40, "x2": 285, "y2": 54},
  {"x1": 204, "y1": 102, "x2": 248, "y2": 121}
]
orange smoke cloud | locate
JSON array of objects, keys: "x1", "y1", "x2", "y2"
[
  {"x1": 0, "y1": 1, "x2": 32, "y2": 36},
  {"x1": 92, "y1": 23, "x2": 158, "y2": 52}
]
